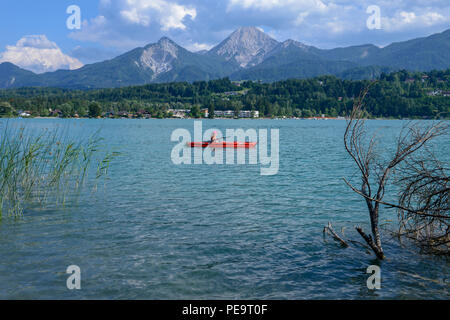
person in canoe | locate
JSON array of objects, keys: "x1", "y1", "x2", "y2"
[{"x1": 209, "y1": 131, "x2": 218, "y2": 143}]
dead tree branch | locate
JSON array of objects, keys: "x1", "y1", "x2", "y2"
[
  {"x1": 324, "y1": 222, "x2": 349, "y2": 247},
  {"x1": 356, "y1": 227, "x2": 385, "y2": 259},
  {"x1": 343, "y1": 82, "x2": 448, "y2": 258}
]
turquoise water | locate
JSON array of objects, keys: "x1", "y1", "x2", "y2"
[{"x1": 0, "y1": 118, "x2": 448, "y2": 299}]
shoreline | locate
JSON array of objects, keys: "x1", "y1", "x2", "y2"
[{"x1": 5, "y1": 116, "x2": 450, "y2": 121}]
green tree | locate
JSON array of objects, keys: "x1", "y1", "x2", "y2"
[
  {"x1": 88, "y1": 102, "x2": 102, "y2": 118},
  {"x1": 303, "y1": 109, "x2": 313, "y2": 118},
  {"x1": 190, "y1": 105, "x2": 201, "y2": 118},
  {"x1": 329, "y1": 107, "x2": 338, "y2": 117},
  {"x1": 208, "y1": 102, "x2": 215, "y2": 119},
  {"x1": 59, "y1": 103, "x2": 74, "y2": 118},
  {"x1": 78, "y1": 106, "x2": 88, "y2": 117},
  {"x1": 156, "y1": 110, "x2": 166, "y2": 119},
  {"x1": 233, "y1": 100, "x2": 243, "y2": 118},
  {"x1": 0, "y1": 101, "x2": 14, "y2": 117}
]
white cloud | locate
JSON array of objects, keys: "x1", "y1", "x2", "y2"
[
  {"x1": 325, "y1": 19, "x2": 346, "y2": 34},
  {"x1": 116, "y1": 0, "x2": 196, "y2": 30},
  {"x1": 121, "y1": 8, "x2": 147, "y2": 26},
  {"x1": 382, "y1": 10, "x2": 448, "y2": 31},
  {"x1": 67, "y1": 0, "x2": 450, "y2": 54},
  {"x1": 294, "y1": 12, "x2": 310, "y2": 25},
  {"x1": 228, "y1": 0, "x2": 287, "y2": 10},
  {"x1": 70, "y1": 0, "x2": 197, "y2": 49},
  {"x1": 401, "y1": 11, "x2": 416, "y2": 24},
  {"x1": 228, "y1": 0, "x2": 328, "y2": 12},
  {"x1": 227, "y1": 0, "x2": 342, "y2": 33},
  {"x1": 0, "y1": 35, "x2": 83, "y2": 74},
  {"x1": 185, "y1": 42, "x2": 213, "y2": 52},
  {"x1": 159, "y1": 2, "x2": 197, "y2": 31}
]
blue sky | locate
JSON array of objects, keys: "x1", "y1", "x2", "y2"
[{"x1": 0, "y1": 0, "x2": 449, "y2": 72}]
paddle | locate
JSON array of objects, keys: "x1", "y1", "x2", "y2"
[
  {"x1": 205, "y1": 136, "x2": 232, "y2": 147},
  {"x1": 216, "y1": 136, "x2": 233, "y2": 142}
]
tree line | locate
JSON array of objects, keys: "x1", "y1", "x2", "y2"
[{"x1": 0, "y1": 69, "x2": 448, "y2": 119}]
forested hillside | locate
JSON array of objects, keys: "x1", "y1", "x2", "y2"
[{"x1": 0, "y1": 69, "x2": 448, "y2": 119}]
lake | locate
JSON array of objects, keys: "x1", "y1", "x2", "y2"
[{"x1": 0, "y1": 118, "x2": 448, "y2": 299}]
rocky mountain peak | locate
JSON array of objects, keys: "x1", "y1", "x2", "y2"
[
  {"x1": 157, "y1": 36, "x2": 176, "y2": 45},
  {"x1": 282, "y1": 39, "x2": 308, "y2": 49},
  {"x1": 209, "y1": 26, "x2": 279, "y2": 68},
  {"x1": 140, "y1": 38, "x2": 180, "y2": 78}
]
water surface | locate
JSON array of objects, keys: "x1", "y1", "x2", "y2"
[{"x1": 0, "y1": 119, "x2": 448, "y2": 299}]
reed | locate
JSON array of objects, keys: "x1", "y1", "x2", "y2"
[{"x1": 0, "y1": 123, "x2": 117, "y2": 218}]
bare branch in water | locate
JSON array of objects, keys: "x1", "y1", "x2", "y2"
[
  {"x1": 342, "y1": 82, "x2": 449, "y2": 258},
  {"x1": 323, "y1": 222, "x2": 349, "y2": 247}
]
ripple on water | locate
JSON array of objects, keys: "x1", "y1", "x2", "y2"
[{"x1": 0, "y1": 118, "x2": 448, "y2": 299}]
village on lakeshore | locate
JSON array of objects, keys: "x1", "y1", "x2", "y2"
[
  {"x1": 2, "y1": 70, "x2": 449, "y2": 120},
  {"x1": 14, "y1": 107, "x2": 347, "y2": 120}
]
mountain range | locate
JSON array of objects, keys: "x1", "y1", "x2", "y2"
[{"x1": 1, "y1": 27, "x2": 449, "y2": 89}]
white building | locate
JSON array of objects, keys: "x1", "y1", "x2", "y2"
[
  {"x1": 169, "y1": 109, "x2": 190, "y2": 118},
  {"x1": 239, "y1": 110, "x2": 260, "y2": 118},
  {"x1": 19, "y1": 111, "x2": 31, "y2": 117}
]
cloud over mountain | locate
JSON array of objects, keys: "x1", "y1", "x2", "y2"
[
  {"x1": 0, "y1": 27, "x2": 449, "y2": 89},
  {"x1": 65, "y1": 0, "x2": 450, "y2": 56},
  {"x1": 70, "y1": 0, "x2": 197, "y2": 49},
  {"x1": 0, "y1": 35, "x2": 83, "y2": 74},
  {"x1": 382, "y1": 10, "x2": 448, "y2": 32},
  {"x1": 119, "y1": 0, "x2": 196, "y2": 30}
]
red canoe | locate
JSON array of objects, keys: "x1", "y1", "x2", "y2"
[{"x1": 188, "y1": 142, "x2": 257, "y2": 148}]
